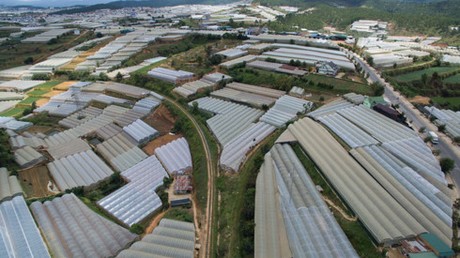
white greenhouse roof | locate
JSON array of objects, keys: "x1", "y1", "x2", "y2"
[
  {"x1": 30, "y1": 193, "x2": 137, "y2": 258},
  {"x1": 155, "y1": 137, "x2": 192, "y2": 175}
]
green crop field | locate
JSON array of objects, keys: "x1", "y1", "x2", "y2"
[
  {"x1": 443, "y1": 74, "x2": 460, "y2": 84},
  {"x1": 305, "y1": 74, "x2": 372, "y2": 95},
  {"x1": 431, "y1": 97, "x2": 460, "y2": 109},
  {"x1": 393, "y1": 67, "x2": 460, "y2": 82},
  {"x1": 19, "y1": 97, "x2": 40, "y2": 106},
  {"x1": 36, "y1": 81, "x2": 62, "y2": 90},
  {"x1": 0, "y1": 107, "x2": 25, "y2": 117}
]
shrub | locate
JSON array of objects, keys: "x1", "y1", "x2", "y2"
[{"x1": 440, "y1": 158, "x2": 455, "y2": 173}]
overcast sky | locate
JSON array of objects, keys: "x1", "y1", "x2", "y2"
[{"x1": 2, "y1": 0, "x2": 115, "y2": 7}]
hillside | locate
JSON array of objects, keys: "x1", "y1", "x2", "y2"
[{"x1": 52, "y1": 0, "x2": 239, "y2": 15}]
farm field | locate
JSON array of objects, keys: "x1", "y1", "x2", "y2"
[
  {"x1": 443, "y1": 73, "x2": 460, "y2": 84},
  {"x1": 18, "y1": 165, "x2": 56, "y2": 198},
  {"x1": 305, "y1": 74, "x2": 372, "y2": 95},
  {"x1": 431, "y1": 97, "x2": 460, "y2": 110},
  {"x1": 393, "y1": 66, "x2": 460, "y2": 82},
  {"x1": 0, "y1": 80, "x2": 65, "y2": 117},
  {"x1": 0, "y1": 31, "x2": 94, "y2": 70}
]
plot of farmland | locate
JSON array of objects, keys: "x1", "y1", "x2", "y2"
[
  {"x1": 443, "y1": 74, "x2": 460, "y2": 84},
  {"x1": 19, "y1": 165, "x2": 56, "y2": 198},
  {"x1": 394, "y1": 67, "x2": 460, "y2": 82}
]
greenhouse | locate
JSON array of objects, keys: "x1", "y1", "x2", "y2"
[
  {"x1": 96, "y1": 133, "x2": 148, "y2": 172},
  {"x1": 255, "y1": 144, "x2": 358, "y2": 258},
  {"x1": 155, "y1": 137, "x2": 192, "y2": 175},
  {"x1": 48, "y1": 150, "x2": 114, "y2": 190},
  {"x1": 117, "y1": 218, "x2": 195, "y2": 258},
  {"x1": 220, "y1": 122, "x2": 275, "y2": 172},
  {"x1": 31, "y1": 193, "x2": 137, "y2": 258},
  {"x1": 0, "y1": 167, "x2": 22, "y2": 202},
  {"x1": 0, "y1": 195, "x2": 51, "y2": 258},
  {"x1": 14, "y1": 146, "x2": 46, "y2": 168},
  {"x1": 98, "y1": 156, "x2": 168, "y2": 227},
  {"x1": 288, "y1": 118, "x2": 426, "y2": 245}
]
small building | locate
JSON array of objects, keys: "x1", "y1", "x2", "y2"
[
  {"x1": 419, "y1": 233, "x2": 455, "y2": 258},
  {"x1": 363, "y1": 96, "x2": 387, "y2": 108},
  {"x1": 316, "y1": 61, "x2": 339, "y2": 76},
  {"x1": 174, "y1": 175, "x2": 193, "y2": 194},
  {"x1": 373, "y1": 103, "x2": 404, "y2": 123},
  {"x1": 170, "y1": 198, "x2": 191, "y2": 207}
]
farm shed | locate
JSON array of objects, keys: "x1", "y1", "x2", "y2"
[
  {"x1": 0, "y1": 195, "x2": 51, "y2": 258},
  {"x1": 259, "y1": 95, "x2": 312, "y2": 128},
  {"x1": 220, "y1": 122, "x2": 275, "y2": 172},
  {"x1": 123, "y1": 119, "x2": 159, "y2": 145},
  {"x1": 190, "y1": 97, "x2": 264, "y2": 146},
  {"x1": 96, "y1": 133, "x2": 148, "y2": 172},
  {"x1": 117, "y1": 219, "x2": 195, "y2": 258},
  {"x1": 0, "y1": 80, "x2": 45, "y2": 92},
  {"x1": 288, "y1": 118, "x2": 426, "y2": 245},
  {"x1": 30, "y1": 193, "x2": 137, "y2": 258},
  {"x1": 148, "y1": 68, "x2": 194, "y2": 84},
  {"x1": 255, "y1": 144, "x2": 358, "y2": 258},
  {"x1": 0, "y1": 167, "x2": 22, "y2": 202},
  {"x1": 98, "y1": 156, "x2": 169, "y2": 227},
  {"x1": 155, "y1": 137, "x2": 192, "y2": 175},
  {"x1": 351, "y1": 145, "x2": 452, "y2": 245},
  {"x1": 14, "y1": 146, "x2": 46, "y2": 168},
  {"x1": 47, "y1": 150, "x2": 114, "y2": 191}
]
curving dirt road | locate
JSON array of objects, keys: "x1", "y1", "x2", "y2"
[{"x1": 164, "y1": 97, "x2": 215, "y2": 258}]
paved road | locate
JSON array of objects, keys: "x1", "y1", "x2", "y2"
[
  {"x1": 348, "y1": 50, "x2": 460, "y2": 190},
  {"x1": 164, "y1": 97, "x2": 216, "y2": 258}
]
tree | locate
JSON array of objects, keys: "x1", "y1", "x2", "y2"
[
  {"x1": 115, "y1": 72, "x2": 123, "y2": 82},
  {"x1": 47, "y1": 38, "x2": 58, "y2": 45},
  {"x1": 129, "y1": 224, "x2": 144, "y2": 234},
  {"x1": 96, "y1": 32, "x2": 103, "y2": 38},
  {"x1": 24, "y1": 56, "x2": 34, "y2": 65},
  {"x1": 440, "y1": 158, "x2": 455, "y2": 174}
]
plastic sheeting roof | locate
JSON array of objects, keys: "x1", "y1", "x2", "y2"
[
  {"x1": 123, "y1": 119, "x2": 158, "y2": 145},
  {"x1": 48, "y1": 150, "x2": 114, "y2": 191},
  {"x1": 155, "y1": 137, "x2": 192, "y2": 175},
  {"x1": 98, "y1": 156, "x2": 168, "y2": 227},
  {"x1": 220, "y1": 122, "x2": 275, "y2": 172},
  {"x1": 260, "y1": 95, "x2": 312, "y2": 128},
  {"x1": 0, "y1": 167, "x2": 22, "y2": 202},
  {"x1": 288, "y1": 118, "x2": 426, "y2": 245},
  {"x1": 117, "y1": 219, "x2": 194, "y2": 258},
  {"x1": 31, "y1": 193, "x2": 137, "y2": 258},
  {"x1": 0, "y1": 195, "x2": 51, "y2": 258}
]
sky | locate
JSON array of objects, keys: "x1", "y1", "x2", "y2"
[{"x1": 1, "y1": 0, "x2": 115, "y2": 7}]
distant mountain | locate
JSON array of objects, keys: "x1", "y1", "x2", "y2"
[
  {"x1": 52, "y1": 0, "x2": 239, "y2": 15},
  {"x1": 258, "y1": 0, "x2": 445, "y2": 7}
]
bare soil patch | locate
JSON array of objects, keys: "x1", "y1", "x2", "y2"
[{"x1": 18, "y1": 165, "x2": 56, "y2": 198}]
